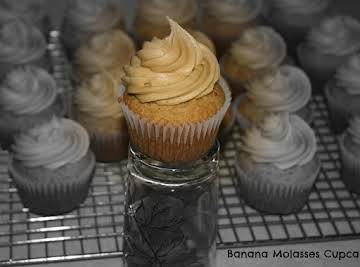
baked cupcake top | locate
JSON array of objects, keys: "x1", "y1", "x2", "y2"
[
  {"x1": 12, "y1": 117, "x2": 89, "y2": 170},
  {"x1": 270, "y1": 0, "x2": 329, "y2": 15},
  {"x1": 240, "y1": 113, "x2": 317, "y2": 170},
  {"x1": 74, "y1": 29, "x2": 135, "y2": 75},
  {"x1": 205, "y1": 0, "x2": 263, "y2": 24},
  {"x1": 0, "y1": 66, "x2": 57, "y2": 115},
  {"x1": 0, "y1": 0, "x2": 46, "y2": 24},
  {"x1": 0, "y1": 19, "x2": 47, "y2": 64},
  {"x1": 335, "y1": 54, "x2": 360, "y2": 95},
  {"x1": 65, "y1": 0, "x2": 122, "y2": 32},
  {"x1": 246, "y1": 65, "x2": 311, "y2": 112},
  {"x1": 307, "y1": 16, "x2": 360, "y2": 56},
  {"x1": 123, "y1": 18, "x2": 220, "y2": 105},
  {"x1": 137, "y1": 0, "x2": 197, "y2": 25},
  {"x1": 228, "y1": 26, "x2": 286, "y2": 70}
]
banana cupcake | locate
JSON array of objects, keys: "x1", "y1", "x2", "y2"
[
  {"x1": 8, "y1": 117, "x2": 95, "y2": 215},
  {"x1": 235, "y1": 113, "x2": 320, "y2": 214},
  {"x1": 202, "y1": 0, "x2": 264, "y2": 57},
  {"x1": 0, "y1": 19, "x2": 48, "y2": 77},
  {"x1": 0, "y1": 66, "x2": 65, "y2": 148},
  {"x1": 297, "y1": 16, "x2": 360, "y2": 93},
  {"x1": 73, "y1": 29, "x2": 136, "y2": 84},
  {"x1": 134, "y1": 0, "x2": 198, "y2": 43},
  {"x1": 73, "y1": 72, "x2": 129, "y2": 162},
  {"x1": 222, "y1": 26, "x2": 286, "y2": 97},
  {"x1": 324, "y1": 54, "x2": 360, "y2": 134},
  {"x1": 235, "y1": 65, "x2": 313, "y2": 130},
  {"x1": 120, "y1": 18, "x2": 231, "y2": 163},
  {"x1": 339, "y1": 117, "x2": 360, "y2": 194},
  {"x1": 62, "y1": 0, "x2": 124, "y2": 57}
]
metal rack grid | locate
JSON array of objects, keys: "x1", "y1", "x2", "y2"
[{"x1": 1, "y1": 36, "x2": 360, "y2": 266}]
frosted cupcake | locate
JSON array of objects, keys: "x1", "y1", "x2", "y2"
[
  {"x1": 202, "y1": 0, "x2": 264, "y2": 57},
  {"x1": 235, "y1": 65, "x2": 313, "y2": 130},
  {"x1": 134, "y1": 0, "x2": 197, "y2": 43},
  {"x1": 324, "y1": 54, "x2": 360, "y2": 134},
  {"x1": 188, "y1": 30, "x2": 217, "y2": 56},
  {"x1": 8, "y1": 117, "x2": 95, "y2": 215},
  {"x1": 222, "y1": 26, "x2": 286, "y2": 97},
  {"x1": 339, "y1": 117, "x2": 360, "y2": 194},
  {"x1": 62, "y1": 0, "x2": 124, "y2": 57},
  {"x1": 235, "y1": 113, "x2": 320, "y2": 214},
  {"x1": 0, "y1": 19, "x2": 48, "y2": 77},
  {"x1": 121, "y1": 19, "x2": 231, "y2": 163},
  {"x1": 73, "y1": 29, "x2": 136, "y2": 84},
  {"x1": 0, "y1": 66, "x2": 65, "y2": 148},
  {"x1": 265, "y1": 0, "x2": 331, "y2": 51},
  {"x1": 73, "y1": 72, "x2": 129, "y2": 162},
  {"x1": 297, "y1": 16, "x2": 360, "y2": 92}
]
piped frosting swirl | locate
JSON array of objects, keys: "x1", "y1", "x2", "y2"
[
  {"x1": 0, "y1": 66, "x2": 57, "y2": 115},
  {"x1": 270, "y1": 0, "x2": 329, "y2": 15},
  {"x1": 307, "y1": 16, "x2": 360, "y2": 56},
  {"x1": 335, "y1": 54, "x2": 360, "y2": 95},
  {"x1": 0, "y1": 19, "x2": 47, "y2": 64},
  {"x1": 229, "y1": 26, "x2": 286, "y2": 70},
  {"x1": 247, "y1": 65, "x2": 311, "y2": 112},
  {"x1": 12, "y1": 117, "x2": 90, "y2": 170},
  {"x1": 241, "y1": 114, "x2": 317, "y2": 169},
  {"x1": 123, "y1": 18, "x2": 220, "y2": 105},
  {"x1": 347, "y1": 117, "x2": 360, "y2": 145}
]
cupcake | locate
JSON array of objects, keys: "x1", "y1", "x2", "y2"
[
  {"x1": 0, "y1": 19, "x2": 48, "y2": 77},
  {"x1": 187, "y1": 30, "x2": 217, "y2": 56},
  {"x1": 265, "y1": 0, "x2": 331, "y2": 52},
  {"x1": 297, "y1": 16, "x2": 360, "y2": 93},
  {"x1": 339, "y1": 117, "x2": 360, "y2": 194},
  {"x1": 134, "y1": 0, "x2": 197, "y2": 44},
  {"x1": 235, "y1": 65, "x2": 313, "y2": 131},
  {"x1": 202, "y1": 0, "x2": 264, "y2": 57},
  {"x1": 324, "y1": 54, "x2": 360, "y2": 134},
  {"x1": 120, "y1": 18, "x2": 231, "y2": 163},
  {"x1": 8, "y1": 117, "x2": 96, "y2": 215},
  {"x1": 73, "y1": 72, "x2": 129, "y2": 162},
  {"x1": 235, "y1": 113, "x2": 320, "y2": 214},
  {"x1": 222, "y1": 26, "x2": 286, "y2": 97},
  {"x1": 73, "y1": 29, "x2": 136, "y2": 84},
  {"x1": 0, "y1": 66, "x2": 65, "y2": 148},
  {"x1": 62, "y1": 0, "x2": 124, "y2": 57}
]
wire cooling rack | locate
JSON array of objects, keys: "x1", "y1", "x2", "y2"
[{"x1": 1, "y1": 35, "x2": 360, "y2": 266}]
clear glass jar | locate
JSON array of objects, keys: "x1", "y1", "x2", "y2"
[{"x1": 123, "y1": 142, "x2": 220, "y2": 267}]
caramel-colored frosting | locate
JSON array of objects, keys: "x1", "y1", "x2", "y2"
[
  {"x1": 123, "y1": 18, "x2": 220, "y2": 105},
  {"x1": 347, "y1": 117, "x2": 360, "y2": 145},
  {"x1": 336, "y1": 54, "x2": 360, "y2": 95},
  {"x1": 241, "y1": 114, "x2": 317, "y2": 170}
]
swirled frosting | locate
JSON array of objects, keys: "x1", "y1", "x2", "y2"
[
  {"x1": 0, "y1": 19, "x2": 46, "y2": 64},
  {"x1": 0, "y1": 66, "x2": 57, "y2": 115},
  {"x1": 270, "y1": 0, "x2": 329, "y2": 15},
  {"x1": 75, "y1": 72, "x2": 123, "y2": 120},
  {"x1": 123, "y1": 18, "x2": 220, "y2": 105},
  {"x1": 335, "y1": 54, "x2": 360, "y2": 95},
  {"x1": 12, "y1": 117, "x2": 90, "y2": 169},
  {"x1": 241, "y1": 114, "x2": 317, "y2": 169},
  {"x1": 74, "y1": 29, "x2": 135, "y2": 74},
  {"x1": 307, "y1": 16, "x2": 360, "y2": 56},
  {"x1": 0, "y1": 0, "x2": 46, "y2": 24},
  {"x1": 205, "y1": 0, "x2": 263, "y2": 24},
  {"x1": 247, "y1": 65, "x2": 311, "y2": 112},
  {"x1": 66, "y1": 0, "x2": 122, "y2": 32},
  {"x1": 137, "y1": 0, "x2": 197, "y2": 25},
  {"x1": 347, "y1": 117, "x2": 360, "y2": 145},
  {"x1": 230, "y1": 26, "x2": 286, "y2": 70}
]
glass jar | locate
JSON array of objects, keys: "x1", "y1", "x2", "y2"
[{"x1": 123, "y1": 142, "x2": 220, "y2": 267}]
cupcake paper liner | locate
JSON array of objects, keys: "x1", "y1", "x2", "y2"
[
  {"x1": 339, "y1": 134, "x2": 360, "y2": 194},
  {"x1": 8, "y1": 152, "x2": 96, "y2": 215},
  {"x1": 235, "y1": 154, "x2": 321, "y2": 214},
  {"x1": 121, "y1": 78, "x2": 232, "y2": 163}
]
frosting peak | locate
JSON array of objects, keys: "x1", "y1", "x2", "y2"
[
  {"x1": 347, "y1": 117, "x2": 360, "y2": 145},
  {"x1": 307, "y1": 16, "x2": 360, "y2": 55},
  {"x1": 12, "y1": 117, "x2": 90, "y2": 169},
  {"x1": 241, "y1": 114, "x2": 317, "y2": 169},
  {"x1": 123, "y1": 18, "x2": 220, "y2": 105},
  {"x1": 336, "y1": 54, "x2": 360, "y2": 95}
]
